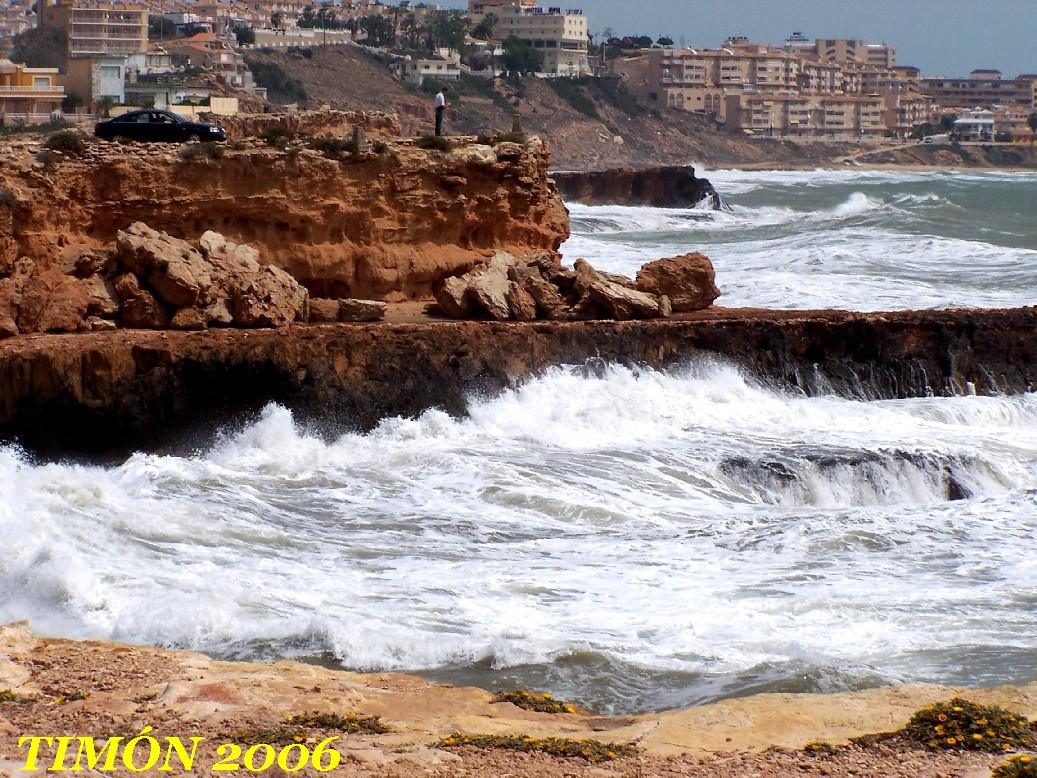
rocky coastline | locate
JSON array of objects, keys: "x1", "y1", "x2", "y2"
[
  {"x1": 3, "y1": 121, "x2": 1037, "y2": 777},
  {"x1": 552, "y1": 165, "x2": 723, "y2": 208},
  {"x1": 1, "y1": 307, "x2": 1035, "y2": 459},
  {"x1": 1, "y1": 624, "x2": 1035, "y2": 777}
]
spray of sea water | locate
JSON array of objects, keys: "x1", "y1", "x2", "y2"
[
  {"x1": 3, "y1": 359, "x2": 1036, "y2": 714},
  {"x1": 3, "y1": 170, "x2": 1036, "y2": 715}
]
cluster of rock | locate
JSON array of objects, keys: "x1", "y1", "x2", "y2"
[
  {"x1": 205, "y1": 110, "x2": 402, "y2": 142},
  {"x1": 435, "y1": 251, "x2": 719, "y2": 321},
  {"x1": 0, "y1": 223, "x2": 385, "y2": 338}
]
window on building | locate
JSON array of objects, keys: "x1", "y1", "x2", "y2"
[{"x1": 100, "y1": 65, "x2": 121, "y2": 78}]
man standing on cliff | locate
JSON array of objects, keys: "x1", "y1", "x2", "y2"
[{"x1": 435, "y1": 86, "x2": 449, "y2": 137}]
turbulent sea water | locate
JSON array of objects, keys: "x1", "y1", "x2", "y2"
[
  {"x1": 565, "y1": 168, "x2": 1037, "y2": 310},
  {"x1": 3, "y1": 169, "x2": 1037, "y2": 716}
]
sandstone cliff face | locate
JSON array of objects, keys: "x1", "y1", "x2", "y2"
[
  {"x1": 1, "y1": 308, "x2": 1033, "y2": 459},
  {"x1": 0, "y1": 137, "x2": 568, "y2": 301},
  {"x1": 552, "y1": 166, "x2": 721, "y2": 208},
  {"x1": 206, "y1": 109, "x2": 402, "y2": 141}
]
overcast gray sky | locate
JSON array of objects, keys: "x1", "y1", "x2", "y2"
[{"x1": 448, "y1": 0, "x2": 1036, "y2": 77}]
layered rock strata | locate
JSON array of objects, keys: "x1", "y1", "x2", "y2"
[
  {"x1": 0, "y1": 136, "x2": 568, "y2": 301},
  {"x1": 552, "y1": 165, "x2": 722, "y2": 208},
  {"x1": 0, "y1": 308, "x2": 1034, "y2": 459},
  {"x1": 206, "y1": 109, "x2": 402, "y2": 141}
]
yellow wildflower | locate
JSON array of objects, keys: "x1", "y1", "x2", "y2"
[
  {"x1": 542, "y1": 693, "x2": 552, "y2": 699},
  {"x1": 946, "y1": 738, "x2": 957, "y2": 745},
  {"x1": 934, "y1": 725, "x2": 944, "y2": 735},
  {"x1": 972, "y1": 734, "x2": 983, "y2": 741},
  {"x1": 952, "y1": 706, "x2": 963, "y2": 712},
  {"x1": 938, "y1": 713, "x2": 948, "y2": 722}
]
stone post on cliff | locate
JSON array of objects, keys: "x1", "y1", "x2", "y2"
[{"x1": 352, "y1": 126, "x2": 368, "y2": 153}]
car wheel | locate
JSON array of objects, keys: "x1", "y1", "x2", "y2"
[
  {"x1": 188, "y1": 133, "x2": 201, "y2": 142},
  {"x1": 112, "y1": 135, "x2": 126, "y2": 144}
]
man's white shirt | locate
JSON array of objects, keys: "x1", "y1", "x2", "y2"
[{"x1": 435, "y1": 92, "x2": 446, "y2": 109}]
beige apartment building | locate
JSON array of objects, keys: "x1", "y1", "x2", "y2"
[
  {"x1": 467, "y1": 0, "x2": 535, "y2": 23},
  {"x1": 784, "y1": 35, "x2": 896, "y2": 68},
  {"x1": 724, "y1": 92, "x2": 888, "y2": 137},
  {"x1": 648, "y1": 34, "x2": 931, "y2": 137},
  {"x1": 38, "y1": 0, "x2": 148, "y2": 65},
  {"x1": 919, "y1": 70, "x2": 1037, "y2": 111},
  {"x1": 498, "y1": 4, "x2": 588, "y2": 76},
  {"x1": 648, "y1": 44, "x2": 800, "y2": 120}
]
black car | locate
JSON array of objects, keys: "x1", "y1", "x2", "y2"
[{"x1": 94, "y1": 109, "x2": 226, "y2": 143}]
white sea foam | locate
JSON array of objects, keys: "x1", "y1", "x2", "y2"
[
  {"x1": 2, "y1": 363, "x2": 1036, "y2": 701},
  {"x1": 563, "y1": 169, "x2": 1037, "y2": 311}
]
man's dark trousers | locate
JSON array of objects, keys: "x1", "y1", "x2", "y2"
[{"x1": 435, "y1": 107, "x2": 445, "y2": 136}]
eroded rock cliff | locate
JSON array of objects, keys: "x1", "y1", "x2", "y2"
[
  {"x1": 206, "y1": 109, "x2": 402, "y2": 141},
  {"x1": 552, "y1": 165, "x2": 722, "y2": 208},
  {"x1": 0, "y1": 136, "x2": 568, "y2": 301},
  {"x1": 1, "y1": 308, "x2": 1034, "y2": 459}
]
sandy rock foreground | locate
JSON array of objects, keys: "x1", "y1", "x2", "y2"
[{"x1": 1, "y1": 623, "x2": 1035, "y2": 776}]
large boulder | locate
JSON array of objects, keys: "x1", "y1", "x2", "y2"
[
  {"x1": 435, "y1": 251, "x2": 519, "y2": 321},
  {"x1": 466, "y1": 252, "x2": 516, "y2": 321},
  {"x1": 14, "y1": 268, "x2": 91, "y2": 333},
  {"x1": 116, "y1": 223, "x2": 213, "y2": 307},
  {"x1": 508, "y1": 265, "x2": 569, "y2": 320},
  {"x1": 231, "y1": 265, "x2": 307, "y2": 328},
  {"x1": 635, "y1": 252, "x2": 720, "y2": 312},
  {"x1": 308, "y1": 298, "x2": 342, "y2": 323},
  {"x1": 115, "y1": 273, "x2": 168, "y2": 329},
  {"x1": 573, "y1": 259, "x2": 665, "y2": 320},
  {"x1": 338, "y1": 298, "x2": 386, "y2": 323}
]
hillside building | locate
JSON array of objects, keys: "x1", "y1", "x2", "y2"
[
  {"x1": 646, "y1": 34, "x2": 929, "y2": 137},
  {"x1": 919, "y1": 70, "x2": 1037, "y2": 111},
  {"x1": 38, "y1": 0, "x2": 149, "y2": 66},
  {"x1": 468, "y1": 0, "x2": 588, "y2": 76},
  {"x1": 0, "y1": 58, "x2": 64, "y2": 124}
]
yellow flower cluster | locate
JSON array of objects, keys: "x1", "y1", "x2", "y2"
[
  {"x1": 903, "y1": 697, "x2": 1034, "y2": 754},
  {"x1": 992, "y1": 753, "x2": 1037, "y2": 778}
]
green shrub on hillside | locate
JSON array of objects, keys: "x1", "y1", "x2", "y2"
[
  {"x1": 180, "y1": 143, "x2": 224, "y2": 161},
  {"x1": 246, "y1": 59, "x2": 307, "y2": 104},
  {"x1": 436, "y1": 733, "x2": 636, "y2": 762},
  {"x1": 43, "y1": 130, "x2": 86, "y2": 156},
  {"x1": 416, "y1": 135, "x2": 454, "y2": 152},
  {"x1": 258, "y1": 124, "x2": 294, "y2": 148},
  {"x1": 285, "y1": 712, "x2": 390, "y2": 734},
  {"x1": 545, "y1": 77, "x2": 600, "y2": 120}
]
